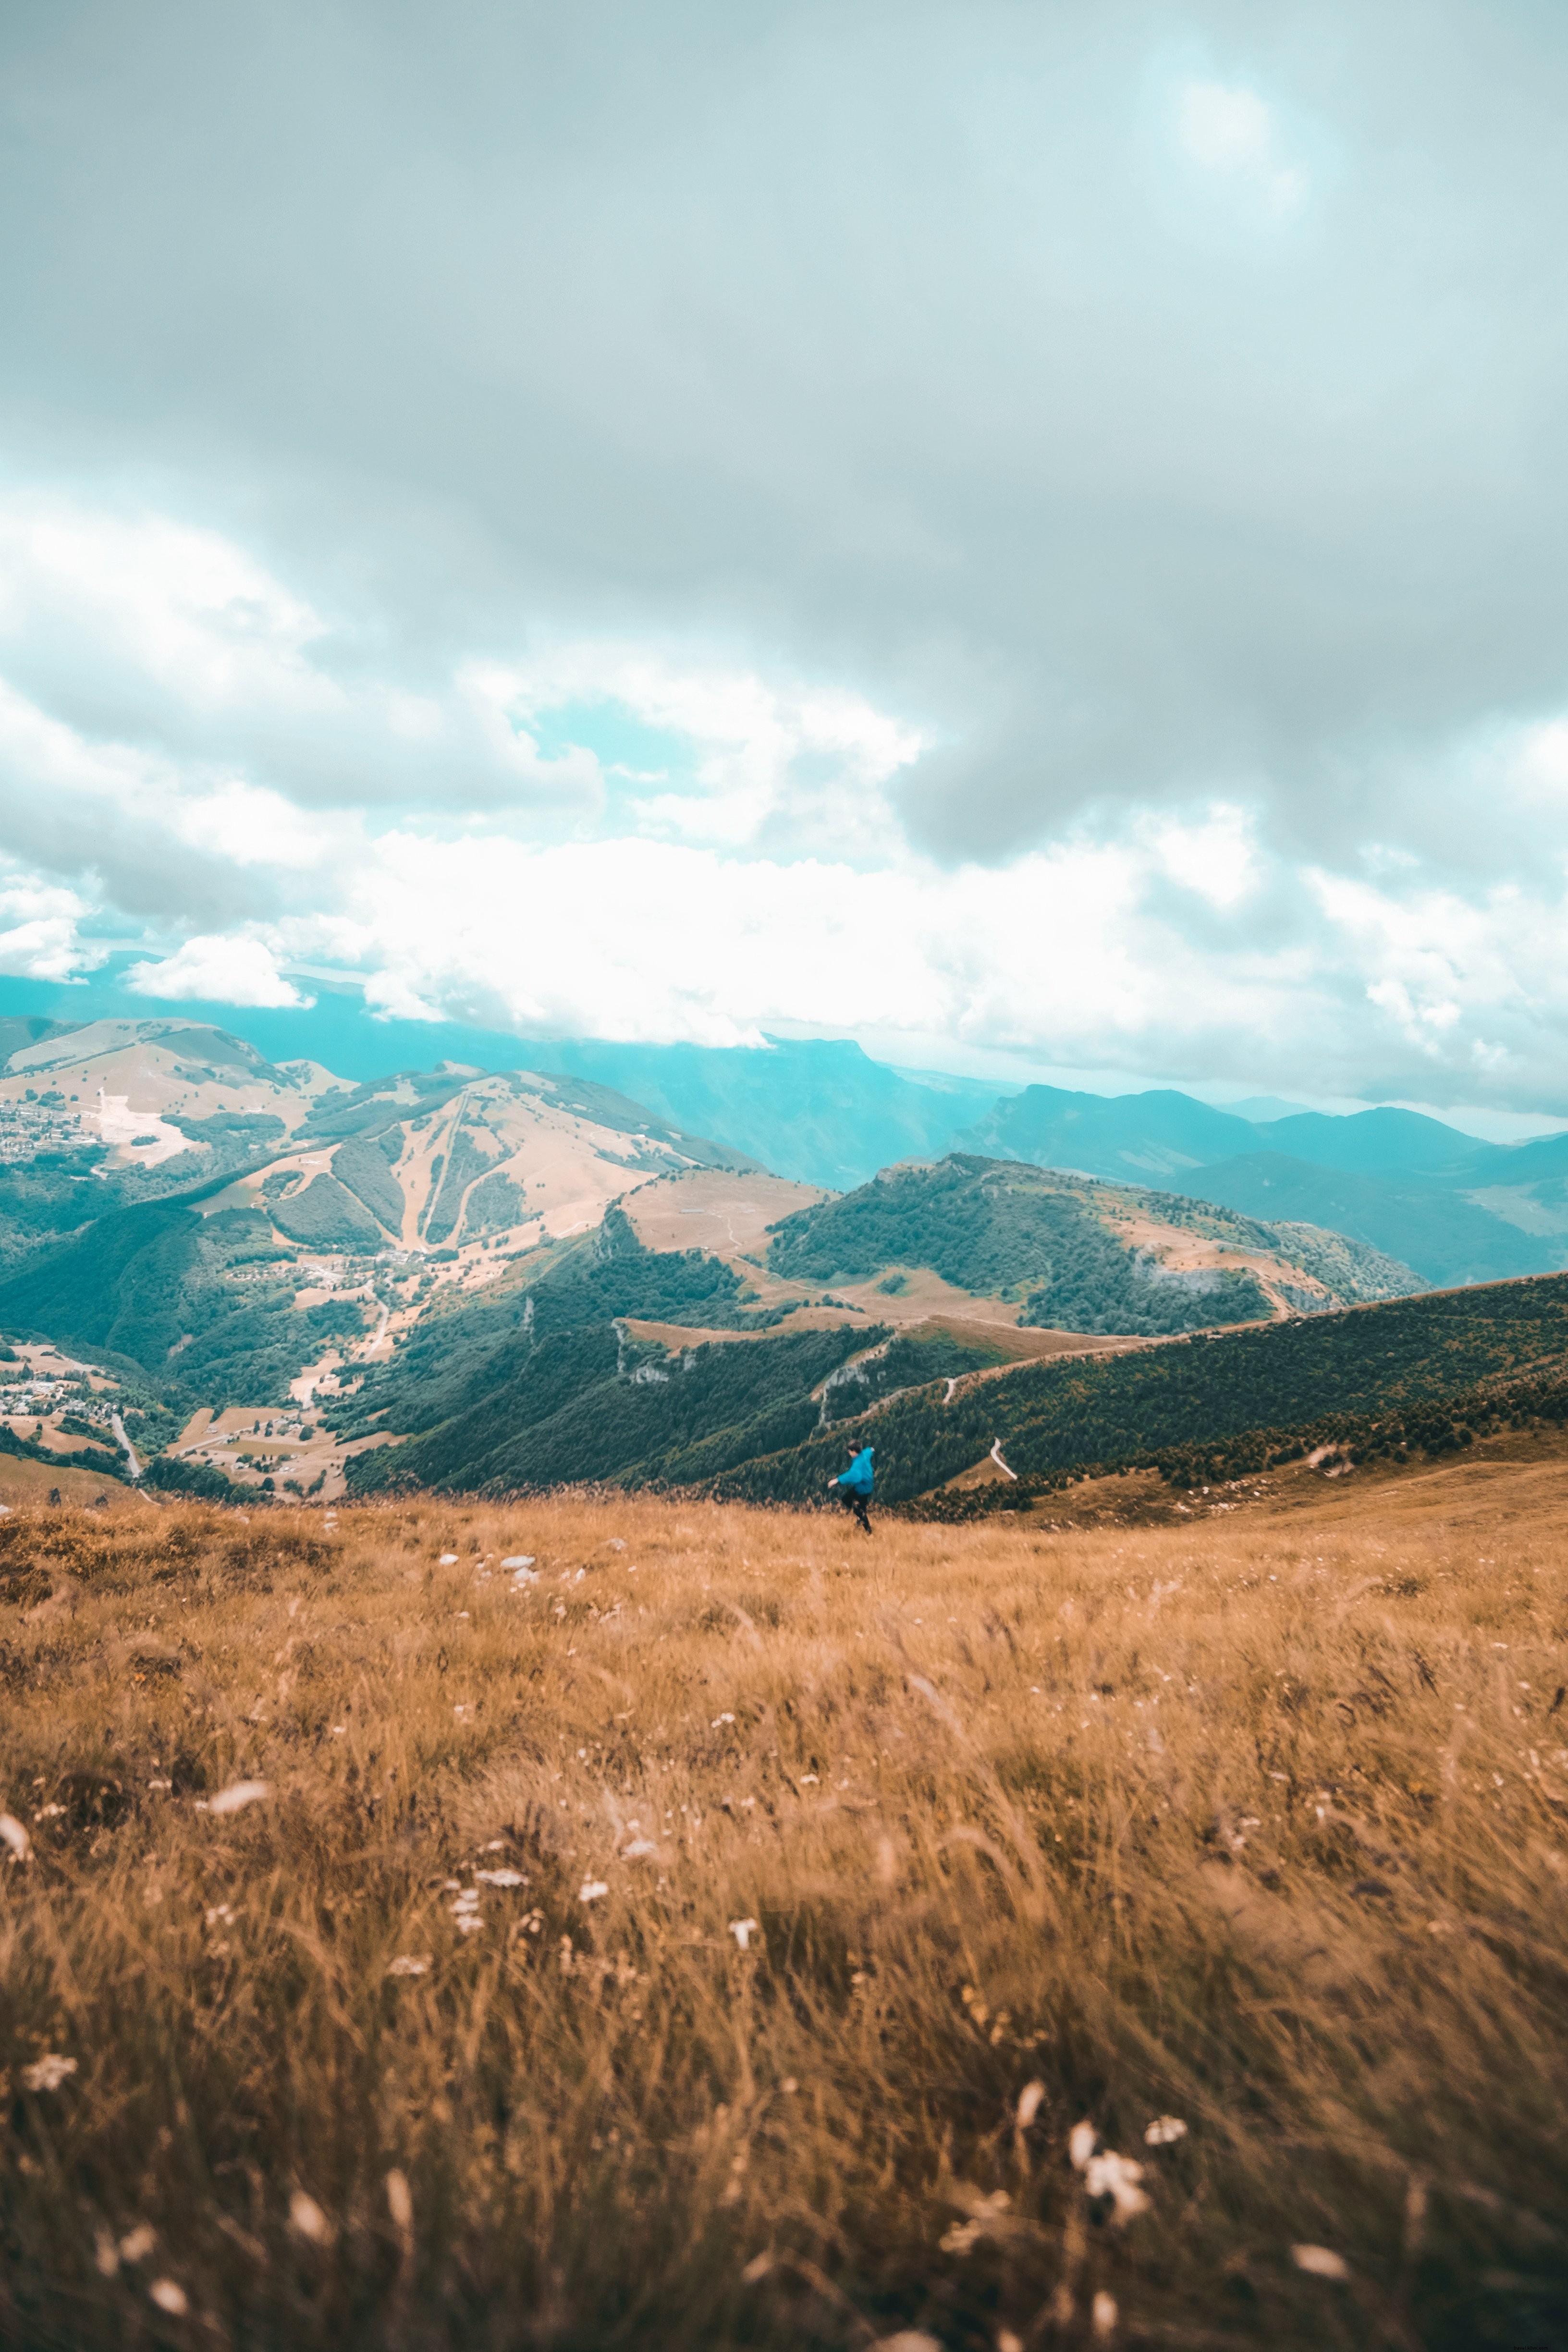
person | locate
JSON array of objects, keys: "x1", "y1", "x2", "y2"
[{"x1": 831, "y1": 1442, "x2": 875, "y2": 1533}]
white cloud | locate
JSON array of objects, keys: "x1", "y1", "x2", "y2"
[
  {"x1": 124, "y1": 934, "x2": 313, "y2": 1008},
  {"x1": 0, "y1": 870, "x2": 105, "y2": 981},
  {"x1": 481, "y1": 642, "x2": 927, "y2": 856},
  {"x1": 0, "y1": 494, "x2": 333, "y2": 713},
  {"x1": 1145, "y1": 804, "x2": 1260, "y2": 909},
  {"x1": 1175, "y1": 80, "x2": 1305, "y2": 217},
  {"x1": 167, "y1": 781, "x2": 341, "y2": 870},
  {"x1": 8, "y1": 485, "x2": 1568, "y2": 1111}
]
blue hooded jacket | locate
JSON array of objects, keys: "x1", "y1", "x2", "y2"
[{"x1": 838, "y1": 1446, "x2": 875, "y2": 1495}]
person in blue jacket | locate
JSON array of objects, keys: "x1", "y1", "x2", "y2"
[{"x1": 831, "y1": 1442, "x2": 875, "y2": 1533}]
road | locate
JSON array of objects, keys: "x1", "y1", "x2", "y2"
[{"x1": 111, "y1": 1411, "x2": 142, "y2": 1478}]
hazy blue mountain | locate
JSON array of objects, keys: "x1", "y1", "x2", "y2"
[
  {"x1": 7, "y1": 970, "x2": 1567, "y2": 1287},
  {"x1": 1184, "y1": 1152, "x2": 1557, "y2": 1288},
  {"x1": 1249, "y1": 1106, "x2": 1498, "y2": 1176},
  {"x1": 1219, "y1": 1095, "x2": 1314, "y2": 1121},
  {"x1": 531, "y1": 1036, "x2": 972, "y2": 1189},
  {"x1": 958, "y1": 1084, "x2": 1261, "y2": 1179}
]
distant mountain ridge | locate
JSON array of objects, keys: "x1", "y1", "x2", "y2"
[{"x1": 5, "y1": 990, "x2": 1568, "y2": 1310}]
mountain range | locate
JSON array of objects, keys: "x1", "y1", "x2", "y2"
[{"x1": 2, "y1": 999, "x2": 1567, "y2": 1511}]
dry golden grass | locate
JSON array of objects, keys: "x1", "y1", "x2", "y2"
[{"x1": 2, "y1": 1462, "x2": 1567, "y2": 2350}]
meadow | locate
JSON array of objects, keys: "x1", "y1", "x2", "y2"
[{"x1": 1, "y1": 1455, "x2": 1566, "y2": 2350}]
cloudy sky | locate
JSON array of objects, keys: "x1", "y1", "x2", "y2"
[{"x1": 2, "y1": 0, "x2": 1568, "y2": 1115}]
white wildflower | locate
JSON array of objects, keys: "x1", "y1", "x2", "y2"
[
  {"x1": 0, "y1": 1812, "x2": 32, "y2": 1860},
  {"x1": 21, "y1": 2054, "x2": 76, "y2": 2092},
  {"x1": 621, "y1": 1838, "x2": 659, "y2": 1858},
  {"x1": 1092, "y1": 2291, "x2": 1118, "y2": 2339},
  {"x1": 438, "y1": 1553, "x2": 459, "y2": 1564},
  {"x1": 1067, "y1": 2119, "x2": 1097, "y2": 2170},
  {"x1": 1144, "y1": 2115, "x2": 1188, "y2": 2146},
  {"x1": 386, "y1": 1954, "x2": 431, "y2": 1977},
  {"x1": 579, "y1": 1879, "x2": 609, "y2": 1903},
  {"x1": 149, "y1": 2279, "x2": 188, "y2": 2315},
  {"x1": 1016, "y1": 2081, "x2": 1046, "y2": 2129},
  {"x1": 454, "y1": 1914, "x2": 485, "y2": 1936},
  {"x1": 729, "y1": 1918, "x2": 759, "y2": 1951},
  {"x1": 147, "y1": 1778, "x2": 172, "y2": 1791},
  {"x1": 712, "y1": 1712, "x2": 736, "y2": 1727},
  {"x1": 1083, "y1": 2151, "x2": 1150, "y2": 2223},
  {"x1": 207, "y1": 1779, "x2": 270, "y2": 1815},
  {"x1": 35, "y1": 1802, "x2": 65, "y2": 1819},
  {"x1": 119, "y1": 2224, "x2": 157, "y2": 2263},
  {"x1": 500, "y1": 1556, "x2": 535, "y2": 1568},
  {"x1": 1292, "y1": 2244, "x2": 1350, "y2": 2280},
  {"x1": 289, "y1": 2190, "x2": 331, "y2": 2243},
  {"x1": 474, "y1": 1867, "x2": 526, "y2": 1887}
]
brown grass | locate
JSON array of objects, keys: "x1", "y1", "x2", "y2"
[{"x1": 1, "y1": 1461, "x2": 1566, "y2": 2349}]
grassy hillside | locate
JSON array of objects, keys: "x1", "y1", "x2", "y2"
[
  {"x1": 714, "y1": 1269, "x2": 1568, "y2": 1507},
  {"x1": 764, "y1": 1155, "x2": 1419, "y2": 1335},
  {"x1": 0, "y1": 1472, "x2": 1563, "y2": 2348},
  {"x1": 331, "y1": 1162, "x2": 1436, "y2": 1502}
]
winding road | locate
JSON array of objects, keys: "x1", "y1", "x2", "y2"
[{"x1": 111, "y1": 1411, "x2": 142, "y2": 1478}]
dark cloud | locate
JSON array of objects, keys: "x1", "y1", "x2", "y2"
[{"x1": 2, "y1": 0, "x2": 1567, "y2": 864}]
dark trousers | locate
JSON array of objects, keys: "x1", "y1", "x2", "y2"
[{"x1": 835, "y1": 1485, "x2": 872, "y2": 1532}]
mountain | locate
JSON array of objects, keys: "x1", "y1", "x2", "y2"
[
  {"x1": 958, "y1": 1084, "x2": 1259, "y2": 1179},
  {"x1": 959, "y1": 1082, "x2": 1568, "y2": 1288},
  {"x1": 0, "y1": 1026, "x2": 759, "y2": 1418},
  {"x1": 1247, "y1": 1104, "x2": 1492, "y2": 1174},
  {"x1": 329, "y1": 1154, "x2": 1421, "y2": 1500},
  {"x1": 7, "y1": 976, "x2": 1568, "y2": 1287},
  {"x1": 760, "y1": 1155, "x2": 1420, "y2": 1335},
  {"x1": 1182, "y1": 1152, "x2": 1557, "y2": 1290},
  {"x1": 713, "y1": 1268, "x2": 1568, "y2": 1511},
  {"x1": 528, "y1": 1035, "x2": 977, "y2": 1188}
]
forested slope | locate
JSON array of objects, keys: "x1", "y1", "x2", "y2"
[
  {"x1": 338, "y1": 1204, "x2": 1013, "y2": 1494},
  {"x1": 764, "y1": 1154, "x2": 1420, "y2": 1334},
  {"x1": 711, "y1": 1272, "x2": 1568, "y2": 1507}
]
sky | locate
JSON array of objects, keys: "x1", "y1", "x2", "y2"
[{"x1": 2, "y1": 0, "x2": 1568, "y2": 1120}]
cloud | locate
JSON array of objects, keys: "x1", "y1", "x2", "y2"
[
  {"x1": 0, "y1": 869, "x2": 106, "y2": 982},
  {"x1": 124, "y1": 934, "x2": 313, "y2": 1008},
  {"x1": 1175, "y1": 79, "x2": 1306, "y2": 215},
  {"x1": 1, "y1": 6, "x2": 1568, "y2": 1112}
]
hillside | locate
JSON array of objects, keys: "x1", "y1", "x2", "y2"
[
  {"x1": 961, "y1": 1081, "x2": 1568, "y2": 1287},
  {"x1": 762, "y1": 1154, "x2": 1420, "y2": 1335},
  {"x1": 712, "y1": 1268, "x2": 1568, "y2": 1507},
  {"x1": 0, "y1": 1033, "x2": 764, "y2": 1486},
  {"x1": 9, "y1": 986, "x2": 1568, "y2": 1290},
  {"x1": 531, "y1": 1032, "x2": 990, "y2": 1188},
  {"x1": 0, "y1": 1469, "x2": 1563, "y2": 2349},
  {"x1": 324, "y1": 1157, "x2": 1418, "y2": 1501}
]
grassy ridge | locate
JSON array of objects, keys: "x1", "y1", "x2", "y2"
[
  {"x1": 712, "y1": 1271, "x2": 1568, "y2": 1506},
  {"x1": 768, "y1": 1156, "x2": 1312, "y2": 1337},
  {"x1": 0, "y1": 1478, "x2": 1564, "y2": 2347}
]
